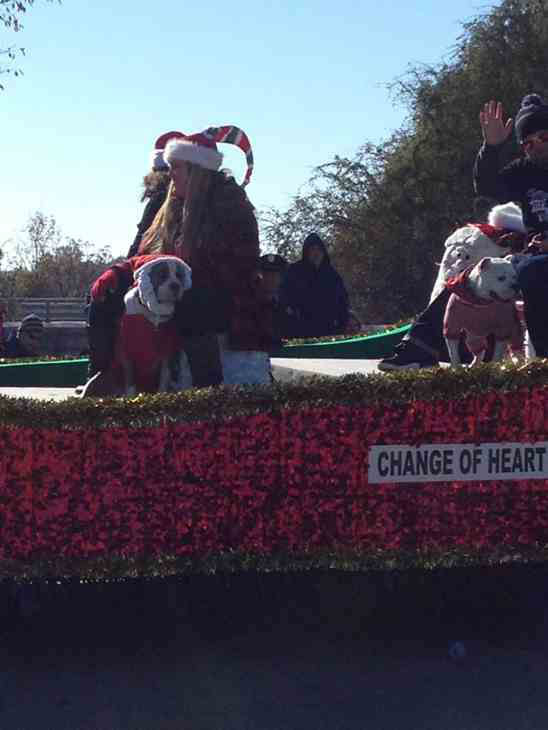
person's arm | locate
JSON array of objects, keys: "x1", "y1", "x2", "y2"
[
  {"x1": 201, "y1": 180, "x2": 261, "y2": 298},
  {"x1": 90, "y1": 260, "x2": 134, "y2": 303},
  {"x1": 474, "y1": 100, "x2": 516, "y2": 203},
  {"x1": 473, "y1": 143, "x2": 514, "y2": 202}
]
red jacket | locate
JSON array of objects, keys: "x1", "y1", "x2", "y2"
[{"x1": 112, "y1": 312, "x2": 182, "y2": 393}]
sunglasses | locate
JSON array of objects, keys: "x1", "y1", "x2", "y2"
[{"x1": 523, "y1": 131, "x2": 548, "y2": 149}]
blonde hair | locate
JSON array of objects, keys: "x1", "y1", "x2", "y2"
[
  {"x1": 139, "y1": 163, "x2": 260, "y2": 296},
  {"x1": 139, "y1": 163, "x2": 214, "y2": 259}
]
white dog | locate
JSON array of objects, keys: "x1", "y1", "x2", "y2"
[
  {"x1": 115, "y1": 256, "x2": 193, "y2": 395},
  {"x1": 430, "y1": 203, "x2": 526, "y2": 302},
  {"x1": 443, "y1": 256, "x2": 524, "y2": 366}
]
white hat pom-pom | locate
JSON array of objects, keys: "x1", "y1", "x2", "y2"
[{"x1": 488, "y1": 203, "x2": 525, "y2": 233}]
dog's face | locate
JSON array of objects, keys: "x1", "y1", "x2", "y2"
[
  {"x1": 468, "y1": 257, "x2": 519, "y2": 302},
  {"x1": 148, "y1": 259, "x2": 187, "y2": 306},
  {"x1": 131, "y1": 256, "x2": 192, "y2": 320}
]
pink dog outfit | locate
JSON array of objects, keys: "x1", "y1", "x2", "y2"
[{"x1": 443, "y1": 268, "x2": 523, "y2": 355}]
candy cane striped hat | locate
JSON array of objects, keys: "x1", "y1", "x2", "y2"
[{"x1": 163, "y1": 125, "x2": 254, "y2": 186}]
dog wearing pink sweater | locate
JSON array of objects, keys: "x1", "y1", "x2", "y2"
[{"x1": 443, "y1": 257, "x2": 523, "y2": 366}]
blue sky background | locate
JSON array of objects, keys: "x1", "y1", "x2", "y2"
[{"x1": 1, "y1": 0, "x2": 494, "y2": 259}]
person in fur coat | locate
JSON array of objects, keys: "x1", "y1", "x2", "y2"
[{"x1": 82, "y1": 126, "x2": 276, "y2": 396}]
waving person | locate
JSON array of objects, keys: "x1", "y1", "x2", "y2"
[{"x1": 475, "y1": 95, "x2": 548, "y2": 356}]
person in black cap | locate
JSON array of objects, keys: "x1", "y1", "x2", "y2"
[
  {"x1": 279, "y1": 233, "x2": 349, "y2": 338},
  {"x1": 259, "y1": 253, "x2": 291, "y2": 342},
  {"x1": 259, "y1": 254, "x2": 287, "y2": 299},
  {"x1": 474, "y1": 95, "x2": 548, "y2": 356}
]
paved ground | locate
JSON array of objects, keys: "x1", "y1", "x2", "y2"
[
  {"x1": 0, "y1": 359, "x2": 385, "y2": 402},
  {"x1": 0, "y1": 386, "x2": 76, "y2": 402},
  {"x1": 272, "y1": 358, "x2": 384, "y2": 382},
  {"x1": 2, "y1": 567, "x2": 548, "y2": 729}
]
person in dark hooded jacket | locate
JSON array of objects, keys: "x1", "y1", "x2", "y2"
[{"x1": 280, "y1": 233, "x2": 349, "y2": 338}]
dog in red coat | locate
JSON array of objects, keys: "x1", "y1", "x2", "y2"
[{"x1": 112, "y1": 256, "x2": 192, "y2": 395}]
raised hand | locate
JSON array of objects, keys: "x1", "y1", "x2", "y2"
[{"x1": 479, "y1": 100, "x2": 513, "y2": 146}]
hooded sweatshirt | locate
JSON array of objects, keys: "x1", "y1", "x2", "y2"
[{"x1": 279, "y1": 233, "x2": 349, "y2": 338}]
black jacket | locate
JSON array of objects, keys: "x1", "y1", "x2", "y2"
[
  {"x1": 474, "y1": 142, "x2": 548, "y2": 235},
  {"x1": 279, "y1": 238, "x2": 349, "y2": 338}
]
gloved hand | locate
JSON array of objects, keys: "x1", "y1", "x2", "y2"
[{"x1": 90, "y1": 268, "x2": 119, "y2": 302}]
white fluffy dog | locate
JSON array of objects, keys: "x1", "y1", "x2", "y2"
[
  {"x1": 430, "y1": 203, "x2": 526, "y2": 302},
  {"x1": 443, "y1": 256, "x2": 523, "y2": 366}
]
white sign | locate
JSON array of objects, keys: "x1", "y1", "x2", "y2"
[{"x1": 368, "y1": 442, "x2": 548, "y2": 484}]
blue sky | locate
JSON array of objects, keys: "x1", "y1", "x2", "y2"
[{"x1": 1, "y1": 0, "x2": 494, "y2": 259}]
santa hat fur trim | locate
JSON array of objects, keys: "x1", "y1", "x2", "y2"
[
  {"x1": 487, "y1": 202, "x2": 525, "y2": 234},
  {"x1": 164, "y1": 138, "x2": 223, "y2": 171}
]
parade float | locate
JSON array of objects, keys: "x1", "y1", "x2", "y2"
[
  {"x1": 1, "y1": 357, "x2": 548, "y2": 582},
  {"x1": 1, "y1": 125, "x2": 548, "y2": 584}
]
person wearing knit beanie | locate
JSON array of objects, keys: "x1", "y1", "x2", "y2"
[
  {"x1": 474, "y1": 94, "x2": 548, "y2": 357},
  {"x1": 475, "y1": 95, "x2": 548, "y2": 229},
  {"x1": 514, "y1": 94, "x2": 548, "y2": 144},
  {"x1": 3, "y1": 313, "x2": 44, "y2": 358}
]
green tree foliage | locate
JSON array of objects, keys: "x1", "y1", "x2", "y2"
[
  {"x1": 0, "y1": 211, "x2": 117, "y2": 299},
  {"x1": 262, "y1": 0, "x2": 548, "y2": 322}
]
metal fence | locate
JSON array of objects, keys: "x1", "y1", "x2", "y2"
[{"x1": 2, "y1": 298, "x2": 88, "y2": 323}]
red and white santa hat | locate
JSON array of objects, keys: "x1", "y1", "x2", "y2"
[{"x1": 160, "y1": 126, "x2": 255, "y2": 186}]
